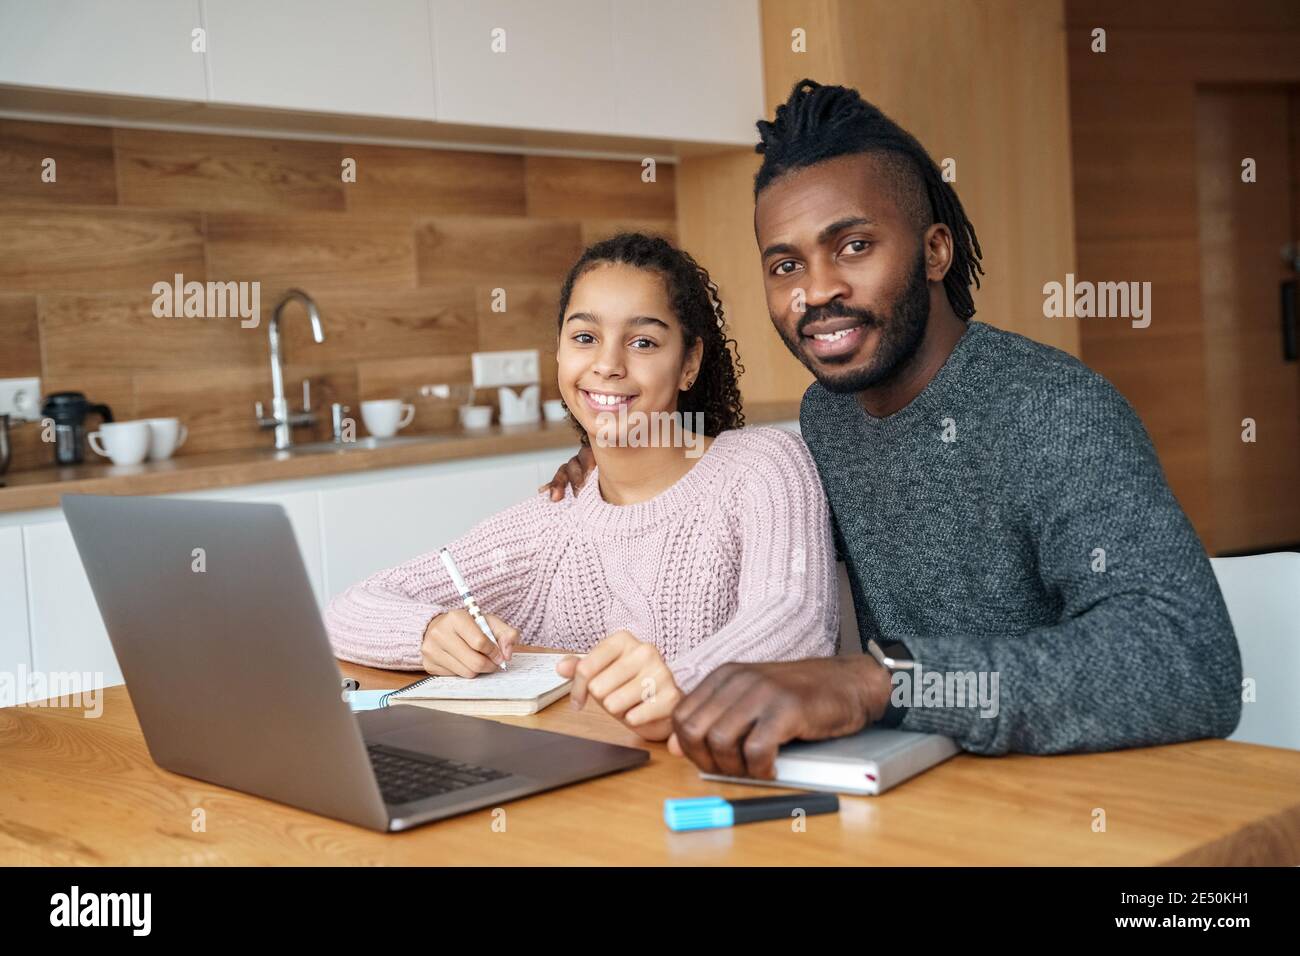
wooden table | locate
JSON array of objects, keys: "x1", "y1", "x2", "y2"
[{"x1": 3, "y1": 658, "x2": 1299, "y2": 865}]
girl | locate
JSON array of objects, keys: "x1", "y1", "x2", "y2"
[{"x1": 324, "y1": 233, "x2": 838, "y2": 741}]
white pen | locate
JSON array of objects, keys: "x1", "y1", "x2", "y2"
[{"x1": 439, "y1": 547, "x2": 506, "y2": 670}]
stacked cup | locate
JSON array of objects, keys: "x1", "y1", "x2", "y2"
[{"x1": 88, "y1": 418, "x2": 188, "y2": 465}]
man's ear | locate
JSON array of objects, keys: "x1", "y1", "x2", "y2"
[
  {"x1": 923, "y1": 223, "x2": 954, "y2": 283},
  {"x1": 681, "y1": 336, "x2": 705, "y2": 390}
]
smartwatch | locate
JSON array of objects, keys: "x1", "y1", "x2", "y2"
[{"x1": 866, "y1": 638, "x2": 914, "y2": 729}]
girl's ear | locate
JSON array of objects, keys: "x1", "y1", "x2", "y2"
[{"x1": 681, "y1": 336, "x2": 704, "y2": 390}]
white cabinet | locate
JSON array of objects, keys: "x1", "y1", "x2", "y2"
[
  {"x1": 23, "y1": 520, "x2": 122, "y2": 690},
  {"x1": 610, "y1": 0, "x2": 764, "y2": 144},
  {"x1": 319, "y1": 454, "x2": 540, "y2": 599},
  {"x1": 0, "y1": 0, "x2": 765, "y2": 147},
  {"x1": 0, "y1": 0, "x2": 207, "y2": 101},
  {"x1": 429, "y1": 0, "x2": 615, "y2": 134},
  {"x1": 0, "y1": 526, "x2": 31, "y2": 703},
  {"x1": 203, "y1": 0, "x2": 437, "y2": 119}
]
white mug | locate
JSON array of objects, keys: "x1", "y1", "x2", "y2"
[
  {"x1": 361, "y1": 399, "x2": 416, "y2": 438},
  {"x1": 87, "y1": 421, "x2": 151, "y2": 466},
  {"x1": 144, "y1": 417, "x2": 188, "y2": 460}
]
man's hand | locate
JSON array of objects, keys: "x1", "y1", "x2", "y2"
[
  {"x1": 537, "y1": 443, "x2": 596, "y2": 502},
  {"x1": 556, "y1": 630, "x2": 682, "y2": 741},
  {"x1": 667, "y1": 657, "x2": 893, "y2": 779}
]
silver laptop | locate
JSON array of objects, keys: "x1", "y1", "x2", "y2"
[{"x1": 62, "y1": 493, "x2": 648, "y2": 832}]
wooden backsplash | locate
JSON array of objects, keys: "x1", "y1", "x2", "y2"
[{"x1": 0, "y1": 120, "x2": 676, "y2": 472}]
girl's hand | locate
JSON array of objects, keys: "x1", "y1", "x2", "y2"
[
  {"x1": 556, "y1": 630, "x2": 682, "y2": 741},
  {"x1": 420, "y1": 609, "x2": 519, "y2": 677}
]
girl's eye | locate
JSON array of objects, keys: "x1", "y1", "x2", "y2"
[
  {"x1": 572, "y1": 331, "x2": 596, "y2": 344},
  {"x1": 630, "y1": 337, "x2": 656, "y2": 350},
  {"x1": 772, "y1": 259, "x2": 801, "y2": 276}
]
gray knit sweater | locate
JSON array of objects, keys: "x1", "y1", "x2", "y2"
[{"x1": 799, "y1": 320, "x2": 1242, "y2": 755}]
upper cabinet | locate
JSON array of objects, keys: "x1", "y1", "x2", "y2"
[
  {"x1": 0, "y1": 0, "x2": 208, "y2": 101},
  {"x1": 203, "y1": 0, "x2": 437, "y2": 120},
  {"x1": 610, "y1": 0, "x2": 764, "y2": 144},
  {"x1": 0, "y1": 0, "x2": 764, "y2": 148},
  {"x1": 429, "y1": 0, "x2": 615, "y2": 135}
]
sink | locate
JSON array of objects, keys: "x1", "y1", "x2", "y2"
[{"x1": 278, "y1": 435, "x2": 444, "y2": 456}]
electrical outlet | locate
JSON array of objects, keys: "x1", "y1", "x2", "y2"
[
  {"x1": 471, "y1": 350, "x2": 540, "y2": 389},
  {"x1": 0, "y1": 377, "x2": 42, "y2": 421}
]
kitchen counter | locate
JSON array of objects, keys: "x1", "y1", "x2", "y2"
[{"x1": 0, "y1": 401, "x2": 800, "y2": 514}]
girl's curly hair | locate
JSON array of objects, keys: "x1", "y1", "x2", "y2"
[{"x1": 555, "y1": 232, "x2": 744, "y2": 439}]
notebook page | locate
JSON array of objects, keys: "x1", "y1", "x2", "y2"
[{"x1": 390, "y1": 652, "x2": 572, "y2": 702}]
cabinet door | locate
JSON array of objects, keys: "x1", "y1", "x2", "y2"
[
  {"x1": 204, "y1": 0, "x2": 436, "y2": 119},
  {"x1": 610, "y1": 0, "x2": 764, "y2": 144},
  {"x1": 0, "y1": 0, "x2": 207, "y2": 101},
  {"x1": 319, "y1": 456, "x2": 538, "y2": 600},
  {"x1": 430, "y1": 0, "x2": 614, "y2": 134},
  {"x1": 0, "y1": 526, "x2": 32, "y2": 704},
  {"x1": 23, "y1": 520, "x2": 122, "y2": 692}
]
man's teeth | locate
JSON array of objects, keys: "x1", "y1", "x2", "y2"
[{"x1": 812, "y1": 328, "x2": 853, "y2": 342}]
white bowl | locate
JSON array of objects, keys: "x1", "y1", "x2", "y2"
[{"x1": 459, "y1": 404, "x2": 493, "y2": 430}]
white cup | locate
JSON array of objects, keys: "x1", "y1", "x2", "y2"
[
  {"x1": 542, "y1": 399, "x2": 568, "y2": 422},
  {"x1": 144, "y1": 417, "x2": 188, "y2": 460},
  {"x1": 361, "y1": 399, "x2": 415, "y2": 438},
  {"x1": 87, "y1": 421, "x2": 151, "y2": 466}
]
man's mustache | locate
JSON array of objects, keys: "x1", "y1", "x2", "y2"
[{"x1": 797, "y1": 301, "x2": 880, "y2": 337}]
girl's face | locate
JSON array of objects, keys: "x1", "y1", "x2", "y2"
[{"x1": 557, "y1": 262, "x2": 703, "y2": 440}]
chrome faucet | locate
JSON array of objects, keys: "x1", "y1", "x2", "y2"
[{"x1": 255, "y1": 289, "x2": 325, "y2": 450}]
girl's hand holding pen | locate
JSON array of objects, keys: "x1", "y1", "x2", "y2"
[{"x1": 420, "y1": 609, "x2": 519, "y2": 677}]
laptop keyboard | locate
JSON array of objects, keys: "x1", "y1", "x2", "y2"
[{"x1": 366, "y1": 742, "x2": 510, "y2": 805}]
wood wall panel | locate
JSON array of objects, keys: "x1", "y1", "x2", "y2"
[
  {"x1": 0, "y1": 206, "x2": 205, "y2": 292},
  {"x1": 0, "y1": 294, "x2": 40, "y2": 376},
  {"x1": 0, "y1": 122, "x2": 673, "y2": 473},
  {"x1": 205, "y1": 211, "x2": 418, "y2": 297},
  {"x1": 1196, "y1": 89, "x2": 1300, "y2": 551},
  {"x1": 344, "y1": 145, "x2": 526, "y2": 216},
  {"x1": 38, "y1": 292, "x2": 267, "y2": 375},
  {"x1": 0, "y1": 120, "x2": 116, "y2": 206},
  {"x1": 276, "y1": 287, "x2": 479, "y2": 364},
  {"x1": 1064, "y1": 0, "x2": 1300, "y2": 551},
  {"x1": 579, "y1": 217, "x2": 677, "y2": 245},
  {"x1": 415, "y1": 216, "x2": 583, "y2": 285},
  {"x1": 525, "y1": 156, "x2": 676, "y2": 220},
  {"x1": 115, "y1": 129, "x2": 346, "y2": 212}
]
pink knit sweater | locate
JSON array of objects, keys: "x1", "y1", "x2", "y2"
[{"x1": 323, "y1": 426, "x2": 839, "y2": 692}]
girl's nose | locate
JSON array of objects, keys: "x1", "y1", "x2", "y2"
[{"x1": 591, "y1": 343, "x2": 625, "y2": 378}]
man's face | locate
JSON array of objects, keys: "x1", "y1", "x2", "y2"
[{"x1": 755, "y1": 153, "x2": 932, "y2": 393}]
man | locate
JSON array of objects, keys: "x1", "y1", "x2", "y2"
[{"x1": 545, "y1": 79, "x2": 1241, "y2": 779}]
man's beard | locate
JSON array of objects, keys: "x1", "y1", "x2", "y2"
[{"x1": 777, "y1": 248, "x2": 931, "y2": 394}]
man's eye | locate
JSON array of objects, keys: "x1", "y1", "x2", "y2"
[
  {"x1": 841, "y1": 239, "x2": 871, "y2": 255},
  {"x1": 772, "y1": 260, "x2": 800, "y2": 276}
]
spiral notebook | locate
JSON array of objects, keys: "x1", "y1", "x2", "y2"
[{"x1": 377, "y1": 652, "x2": 574, "y2": 716}]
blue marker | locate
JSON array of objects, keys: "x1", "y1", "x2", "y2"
[{"x1": 664, "y1": 792, "x2": 840, "y2": 831}]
